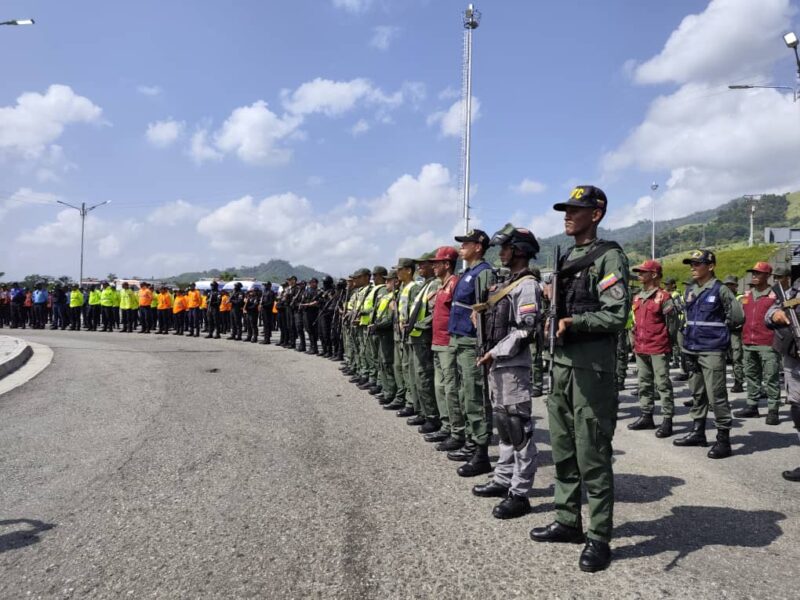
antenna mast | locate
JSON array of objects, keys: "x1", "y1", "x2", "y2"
[{"x1": 459, "y1": 4, "x2": 480, "y2": 234}]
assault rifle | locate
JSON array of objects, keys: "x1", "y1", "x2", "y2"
[
  {"x1": 474, "y1": 279, "x2": 491, "y2": 409},
  {"x1": 775, "y1": 283, "x2": 800, "y2": 358},
  {"x1": 547, "y1": 245, "x2": 561, "y2": 393}
]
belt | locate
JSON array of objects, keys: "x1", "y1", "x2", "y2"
[{"x1": 453, "y1": 301, "x2": 474, "y2": 310}]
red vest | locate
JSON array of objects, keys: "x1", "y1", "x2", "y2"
[
  {"x1": 432, "y1": 275, "x2": 458, "y2": 347},
  {"x1": 742, "y1": 289, "x2": 775, "y2": 347},
  {"x1": 632, "y1": 288, "x2": 672, "y2": 355}
]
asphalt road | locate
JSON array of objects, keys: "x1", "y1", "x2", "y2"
[{"x1": 1, "y1": 329, "x2": 798, "y2": 599}]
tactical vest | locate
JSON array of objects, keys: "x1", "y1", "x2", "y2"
[
  {"x1": 485, "y1": 271, "x2": 532, "y2": 350},
  {"x1": 360, "y1": 284, "x2": 384, "y2": 325},
  {"x1": 742, "y1": 289, "x2": 775, "y2": 346},
  {"x1": 683, "y1": 280, "x2": 729, "y2": 352},
  {"x1": 398, "y1": 281, "x2": 418, "y2": 324},
  {"x1": 556, "y1": 240, "x2": 621, "y2": 343},
  {"x1": 448, "y1": 261, "x2": 493, "y2": 338},
  {"x1": 410, "y1": 279, "x2": 436, "y2": 337}
]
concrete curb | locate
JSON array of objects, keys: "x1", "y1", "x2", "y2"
[{"x1": 0, "y1": 335, "x2": 34, "y2": 380}]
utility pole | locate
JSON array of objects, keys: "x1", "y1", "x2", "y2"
[
  {"x1": 744, "y1": 194, "x2": 762, "y2": 248},
  {"x1": 56, "y1": 200, "x2": 110, "y2": 285},
  {"x1": 459, "y1": 4, "x2": 481, "y2": 234},
  {"x1": 650, "y1": 182, "x2": 658, "y2": 260}
]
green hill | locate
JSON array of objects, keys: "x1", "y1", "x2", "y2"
[
  {"x1": 659, "y1": 243, "x2": 780, "y2": 291},
  {"x1": 168, "y1": 259, "x2": 329, "y2": 285}
]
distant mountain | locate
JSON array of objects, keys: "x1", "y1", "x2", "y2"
[
  {"x1": 528, "y1": 192, "x2": 796, "y2": 269},
  {"x1": 167, "y1": 259, "x2": 329, "y2": 284}
]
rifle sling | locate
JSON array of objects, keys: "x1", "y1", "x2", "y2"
[
  {"x1": 473, "y1": 275, "x2": 535, "y2": 313},
  {"x1": 558, "y1": 241, "x2": 622, "y2": 279}
]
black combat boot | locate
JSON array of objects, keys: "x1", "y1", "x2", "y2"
[
  {"x1": 447, "y1": 440, "x2": 476, "y2": 461},
  {"x1": 765, "y1": 409, "x2": 780, "y2": 426},
  {"x1": 406, "y1": 415, "x2": 426, "y2": 427},
  {"x1": 418, "y1": 418, "x2": 441, "y2": 434},
  {"x1": 733, "y1": 405, "x2": 760, "y2": 418},
  {"x1": 436, "y1": 436, "x2": 464, "y2": 452},
  {"x1": 471, "y1": 480, "x2": 509, "y2": 498},
  {"x1": 673, "y1": 372, "x2": 690, "y2": 382},
  {"x1": 396, "y1": 406, "x2": 415, "y2": 418},
  {"x1": 383, "y1": 399, "x2": 405, "y2": 411},
  {"x1": 423, "y1": 430, "x2": 449, "y2": 443},
  {"x1": 730, "y1": 382, "x2": 744, "y2": 393},
  {"x1": 530, "y1": 521, "x2": 585, "y2": 544},
  {"x1": 673, "y1": 419, "x2": 707, "y2": 447},
  {"x1": 655, "y1": 417, "x2": 673, "y2": 438},
  {"x1": 707, "y1": 428, "x2": 732, "y2": 459},
  {"x1": 357, "y1": 380, "x2": 373, "y2": 390},
  {"x1": 782, "y1": 467, "x2": 800, "y2": 482},
  {"x1": 492, "y1": 492, "x2": 530, "y2": 520},
  {"x1": 457, "y1": 444, "x2": 492, "y2": 477},
  {"x1": 627, "y1": 413, "x2": 656, "y2": 430},
  {"x1": 378, "y1": 395, "x2": 394, "y2": 406},
  {"x1": 579, "y1": 539, "x2": 612, "y2": 573}
]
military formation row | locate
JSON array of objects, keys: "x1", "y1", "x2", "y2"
[{"x1": 5, "y1": 185, "x2": 800, "y2": 575}]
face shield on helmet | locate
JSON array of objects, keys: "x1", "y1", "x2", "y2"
[{"x1": 490, "y1": 223, "x2": 540, "y2": 259}]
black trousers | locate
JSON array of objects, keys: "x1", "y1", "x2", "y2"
[
  {"x1": 231, "y1": 308, "x2": 243, "y2": 338},
  {"x1": 245, "y1": 312, "x2": 258, "y2": 341},
  {"x1": 33, "y1": 304, "x2": 47, "y2": 328},
  {"x1": 318, "y1": 312, "x2": 333, "y2": 354},
  {"x1": 293, "y1": 311, "x2": 305, "y2": 350},
  {"x1": 207, "y1": 308, "x2": 220, "y2": 337},
  {"x1": 262, "y1": 311, "x2": 273, "y2": 342},
  {"x1": 278, "y1": 309, "x2": 288, "y2": 344},
  {"x1": 70, "y1": 306, "x2": 82, "y2": 330},
  {"x1": 304, "y1": 309, "x2": 319, "y2": 352}
]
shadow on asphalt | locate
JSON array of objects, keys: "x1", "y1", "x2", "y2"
[
  {"x1": 615, "y1": 474, "x2": 685, "y2": 503},
  {"x1": 613, "y1": 506, "x2": 785, "y2": 570},
  {"x1": 730, "y1": 430, "x2": 798, "y2": 456},
  {"x1": 0, "y1": 519, "x2": 57, "y2": 554}
]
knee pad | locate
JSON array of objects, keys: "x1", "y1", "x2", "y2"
[{"x1": 494, "y1": 406, "x2": 532, "y2": 452}]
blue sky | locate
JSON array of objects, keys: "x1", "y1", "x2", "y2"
[{"x1": 2, "y1": 0, "x2": 800, "y2": 279}]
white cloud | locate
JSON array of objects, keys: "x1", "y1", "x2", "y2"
[
  {"x1": 368, "y1": 163, "x2": 460, "y2": 228},
  {"x1": 189, "y1": 129, "x2": 223, "y2": 164},
  {"x1": 370, "y1": 25, "x2": 400, "y2": 50},
  {"x1": 603, "y1": 0, "x2": 800, "y2": 224},
  {"x1": 147, "y1": 200, "x2": 207, "y2": 226},
  {"x1": 137, "y1": 85, "x2": 162, "y2": 97},
  {"x1": 351, "y1": 119, "x2": 370, "y2": 136},
  {"x1": 631, "y1": 0, "x2": 794, "y2": 85},
  {"x1": 528, "y1": 211, "x2": 566, "y2": 239},
  {"x1": 0, "y1": 188, "x2": 58, "y2": 222},
  {"x1": 282, "y1": 77, "x2": 402, "y2": 117},
  {"x1": 332, "y1": 0, "x2": 373, "y2": 13},
  {"x1": 0, "y1": 84, "x2": 102, "y2": 160},
  {"x1": 145, "y1": 119, "x2": 185, "y2": 148},
  {"x1": 511, "y1": 178, "x2": 547, "y2": 195},
  {"x1": 214, "y1": 101, "x2": 302, "y2": 166},
  {"x1": 427, "y1": 96, "x2": 481, "y2": 138},
  {"x1": 438, "y1": 86, "x2": 460, "y2": 101},
  {"x1": 395, "y1": 230, "x2": 440, "y2": 259}
]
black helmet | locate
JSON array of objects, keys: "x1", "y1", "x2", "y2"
[
  {"x1": 234, "y1": 282, "x2": 243, "y2": 289},
  {"x1": 211, "y1": 281, "x2": 219, "y2": 289},
  {"x1": 490, "y1": 223, "x2": 539, "y2": 259},
  {"x1": 323, "y1": 275, "x2": 334, "y2": 288}
]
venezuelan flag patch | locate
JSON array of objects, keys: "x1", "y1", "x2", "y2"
[
  {"x1": 520, "y1": 303, "x2": 538, "y2": 314},
  {"x1": 599, "y1": 273, "x2": 620, "y2": 291}
]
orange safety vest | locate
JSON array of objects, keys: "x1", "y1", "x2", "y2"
[
  {"x1": 157, "y1": 292, "x2": 172, "y2": 310},
  {"x1": 139, "y1": 288, "x2": 153, "y2": 307},
  {"x1": 173, "y1": 295, "x2": 187, "y2": 313},
  {"x1": 186, "y1": 290, "x2": 201, "y2": 308},
  {"x1": 200, "y1": 295, "x2": 208, "y2": 309},
  {"x1": 220, "y1": 295, "x2": 231, "y2": 312}
]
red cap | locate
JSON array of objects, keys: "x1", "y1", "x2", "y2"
[
  {"x1": 746, "y1": 261, "x2": 772, "y2": 274},
  {"x1": 632, "y1": 259, "x2": 663, "y2": 274},
  {"x1": 430, "y1": 246, "x2": 459, "y2": 262}
]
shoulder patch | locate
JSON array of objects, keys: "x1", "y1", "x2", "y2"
[
  {"x1": 606, "y1": 281, "x2": 626, "y2": 300},
  {"x1": 519, "y1": 303, "x2": 538, "y2": 315},
  {"x1": 599, "y1": 273, "x2": 620, "y2": 291}
]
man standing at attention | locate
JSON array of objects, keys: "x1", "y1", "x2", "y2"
[{"x1": 530, "y1": 185, "x2": 629, "y2": 574}]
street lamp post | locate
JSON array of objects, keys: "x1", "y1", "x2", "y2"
[
  {"x1": 728, "y1": 32, "x2": 800, "y2": 102},
  {"x1": 56, "y1": 200, "x2": 110, "y2": 285},
  {"x1": 0, "y1": 19, "x2": 35, "y2": 26},
  {"x1": 743, "y1": 194, "x2": 762, "y2": 248},
  {"x1": 650, "y1": 182, "x2": 658, "y2": 260}
]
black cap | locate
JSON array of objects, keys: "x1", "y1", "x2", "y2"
[
  {"x1": 554, "y1": 185, "x2": 608, "y2": 212},
  {"x1": 454, "y1": 229, "x2": 490, "y2": 248},
  {"x1": 682, "y1": 249, "x2": 716, "y2": 265}
]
